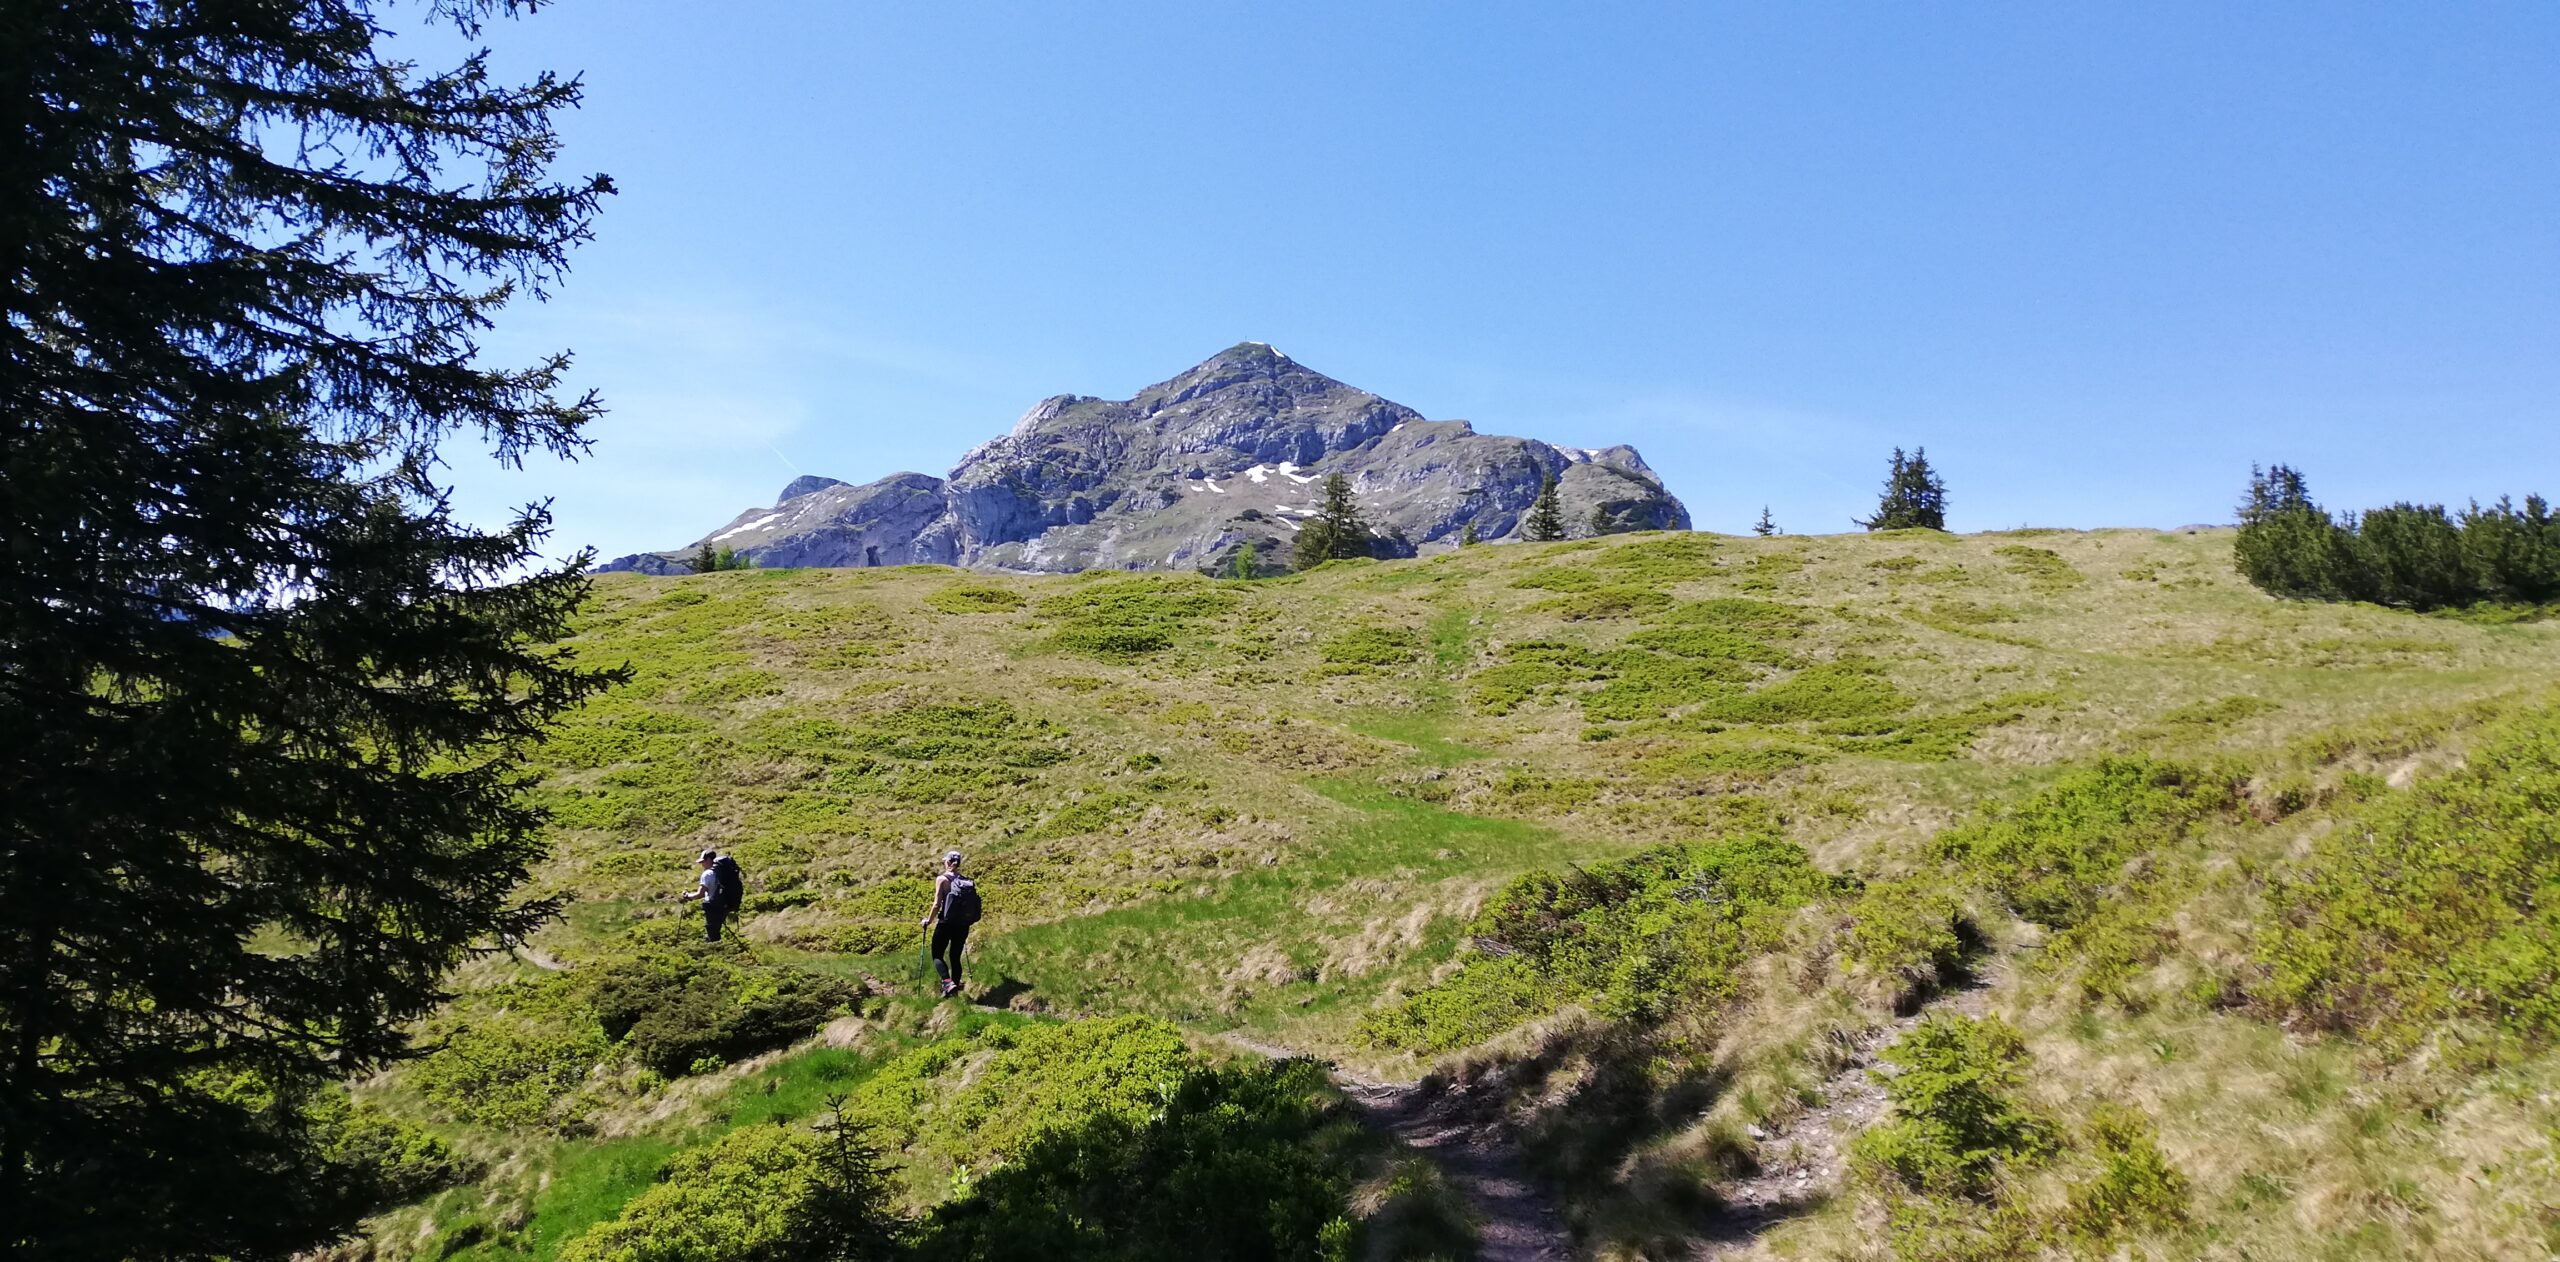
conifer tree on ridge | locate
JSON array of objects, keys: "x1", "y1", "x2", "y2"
[{"x1": 1858, "y1": 448, "x2": 1950, "y2": 531}]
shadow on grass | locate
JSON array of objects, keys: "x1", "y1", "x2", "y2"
[
  {"x1": 971, "y1": 975, "x2": 1035, "y2": 1010},
  {"x1": 1436, "y1": 1016, "x2": 1844, "y2": 1254},
  {"x1": 973, "y1": 778, "x2": 1568, "y2": 1025}
]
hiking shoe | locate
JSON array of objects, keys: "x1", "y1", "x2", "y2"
[{"x1": 940, "y1": 980, "x2": 958, "y2": 998}]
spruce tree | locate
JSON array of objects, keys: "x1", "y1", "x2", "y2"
[
  {"x1": 1460, "y1": 520, "x2": 1481, "y2": 547},
  {"x1": 1229, "y1": 540, "x2": 1259, "y2": 580},
  {"x1": 1524, "y1": 475, "x2": 1566, "y2": 542},
  {"x1": 1294, "y1": 473, "x2": 1372, "y2": 569},
  {"x1": 694, "y1": 541, "x2": 721, "y2": 573},
  {"x1": 793, "y1": 1095, "x2": 907, "y2": 1260},
  {"x1": 1589, "y1": 505, "x2": 1616, "y2": 537},
  {"x1": 1754, "y1": 506, "x2": 1779, "y2": 537},
  {"x1": 2234, "y1": 464, "x2": 2357, "y2": 600},
  {"x1": 1858, "y1": 447, "x2": 1950, "y2": 531},
  {"x1": 0, "y1": 4, "x2": 616, "y2": 1255}
]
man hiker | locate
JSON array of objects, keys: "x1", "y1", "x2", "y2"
[
  {"x1": 681, "y1": 848, "x2": 744, "y2": 942},
  {"x1": 920, "y1": 850, "x2": 981, "y2": 999}
]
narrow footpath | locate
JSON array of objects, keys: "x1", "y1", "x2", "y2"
[
  {"x1": 1690, "y1": 971, "x2": 1999, "y2": 1260},
  {"x1": 1339, "y1": 1076, "x2": 1574, "y2": 1262},
  {"x1": 1222, "y1": 1036, "x2": 1573, "y2": 1261}
]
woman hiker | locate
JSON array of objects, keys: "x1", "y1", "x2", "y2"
[{"x1": 920, "y1": 850, "x2": 982, "y2": 999}]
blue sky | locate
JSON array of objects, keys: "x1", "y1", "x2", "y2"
[{"x1": 441, "y1": 2, "x2": 2559, "y2": 558}]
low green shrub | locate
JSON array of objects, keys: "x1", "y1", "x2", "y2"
[
  {"x1": 1646, "y1": 596, "x2": 1811, "y2": 637},
  {"x1": 413, "y1": 1014, "x2": 612, "y2": 1130},
  {"x1": 309, "y1": 1092, "x2": 477, "y2": 1211},
  {"x1": 1879, "y1": 1198, "x2": 2048, "y2": 1262},
  {"x1": 1929, "y1": 759, "x2": 2231, "y2": 929},
  {"x1": 849, "y1": 1015, "x2": 1198, "y2": 1163},
  {"x1": 1351, "y1": 955, "x2": 1560, "y2": 1054},
  {"x1": 1469, "y1": 641, "x2": 1603, "y2": 715},
  {"x1": 1695, "y1": 662, "x2": 1910, "y2": 725},
  {"x1": 1812, "y1": 692, "x2": 2055, "y2": 763},
  {"x1": 542, "y1": 704, "x2": 709, "y2": 770},
  {"x1": 753, "y1": 701, "x2": 1073, "y2": 808},
  {"x1": 1361, "y1": 834, "x2": 1846, "y2": 1048},
  {"x1": 1580, "y1": 650, "x2": 1749, "y2": 722},
  {"x1": 1919, "y1": 601, "x2": 2019, "y2": 625},
  {"x1": 1845, "y1": 878, "x2": 1975, "y2": 1004},
  {"x1": 1047, "y1": 624, "x2": 1172, "y2": 659},
  {"x1": 1509, "y1": 566, "x2": 1607, "y2": 592},
  {"x1": 1487, "y1": 767, "x2": 1605, "y2": 811},
  {"x1": 2258, "y1": 701, "x2": 2560, "y2": 1045},
  {"x1": 1622, "y1": 624, "x2": 1798, "y2": 666},
  {"x1": 559, "y1": 1117, "x2": 902, "y2": 1262},
  {"x1": 1034, "y1": 574, "x2": 1232, "y2": 625},
  {"x1": 1319, "y1": 624, "x2": 1422, "y2": 669},
  {"x1": 909, "y1": 1057, "x2": 1361, "y2": 1262},
  {"x1": 1354, "y1": 1156, "x2": 1478, "y2": 1261},
  {"x1": 2049, "y1": 867, "x2": 2193, "y2": 1009},
  {"x1": 1853, "y1": 1015, "x2": 2052, "y2": 1199},
  {"x1": 2158, "y1": 695, "x2": 2277, "y2": 726},
  {"x1": 1035, "y1": 575, "x2": 1233, "y2": 659},
  {"x1": 1533, "y1": 585, "x2": 1676, "y2": 621},
  {"x1": 543, "y1": 766, "x2": 718, "y2": 834},
  {"x1": 683, "y1": 669, "x2": 784, "y2": 704},
  {"x1": 2063, "y1": 1104, "x2": 2189, "y2": 1241},
  {"x1": 593, "y1": 953, "x2": 858, "y2": 1078},
  {"x1": 927, "y1": 584, "x2": 1025, "y2": 614},
  {"x1": 1993, "y1": 545, "x2": 2084, "y2": 591},
  {"x1": 1587, "y1": 534, "x2": 1721, "y2": 583},
  {"x1": 1631, "y1": 737, "x2": 1829, "y2": 778},
  {"x1": 1733, "y1": 550, "x2": 1807, "y2": 592}
]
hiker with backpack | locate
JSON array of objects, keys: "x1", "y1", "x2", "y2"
[
  {"x1": 921, "y1": 850, "x2": 981, "y2": 999},
  {"x1": 682, "y1": 848, "x2": 745, "y2": 943}
]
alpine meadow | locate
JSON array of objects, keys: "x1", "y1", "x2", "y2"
[{"x1": 342, "y1": 527, "x2": 2560, "y2": 1261}]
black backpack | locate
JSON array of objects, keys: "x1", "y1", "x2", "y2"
[
  {"x1": 711, "y1": 855, "x2": 744, "y2": 909},
  {"x1": 943, "y1": 875, "x2": 982, "y2": 928}
]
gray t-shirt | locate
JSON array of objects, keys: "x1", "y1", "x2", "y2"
[{"x1": 698, "y1": 868, "x2": 719, "y2": 900}]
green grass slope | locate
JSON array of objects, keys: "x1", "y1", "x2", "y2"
[{"x1": 351, "y1": 528, "x2": 2560, "y2": 1261}]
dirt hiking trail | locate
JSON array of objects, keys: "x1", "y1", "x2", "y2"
[
  {"x1": 1690, "y1": 971, "x2": 2000, "y2": 1260},
  {"x1": 1341, "y1": 1076, "x2": 1575, "y2": 1261},
  {"x1": 1222, "y1": 1036, "x2": 1572, "y2": 1260}
]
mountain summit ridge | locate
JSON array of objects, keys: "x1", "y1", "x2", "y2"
[{"x1": 600, "y1": 344, "x2": 1690, "y2": 575}]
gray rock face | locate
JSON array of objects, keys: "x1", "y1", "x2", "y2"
[
  {"x1": 598, "y1": 343, "x2": 1690, "y2": 575},
  {"x1": 775, "y1": 475, "x2": 847, "y2": 504}
]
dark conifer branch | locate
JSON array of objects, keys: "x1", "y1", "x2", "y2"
[{"x1": 1, "y1": 2, "x2": 620, "y2": 1254}]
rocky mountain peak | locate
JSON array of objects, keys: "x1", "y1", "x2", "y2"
[
  {"x1": 599, "y1": 345, "x2": 1691, "y2": 577},
  {"x1": 776, "y1": 474, "x2": 847, "y2": 505},
  {"x1": 1137, "y1": 341, "x2": 1305, "y2": 405}
]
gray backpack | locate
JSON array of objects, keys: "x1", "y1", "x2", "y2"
[{"x1": 943, "y1": 876, "x2": 982, "y2": 928}]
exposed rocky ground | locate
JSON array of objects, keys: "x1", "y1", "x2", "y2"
[{"x1": 600, "y1": 342, "x2": 1689, "y2": 575}]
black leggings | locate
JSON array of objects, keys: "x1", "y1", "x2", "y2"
[{"x1": 931, "y1": 922, "x2": 970, "y2": 986}]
